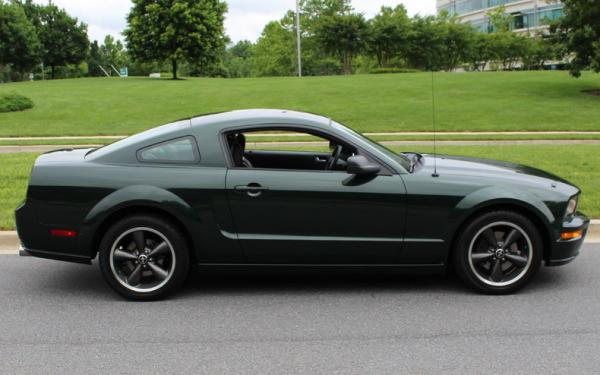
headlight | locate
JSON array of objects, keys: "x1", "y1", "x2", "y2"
[{"x1": 565, "y1": 195, "x2": 579, "y2": 217}]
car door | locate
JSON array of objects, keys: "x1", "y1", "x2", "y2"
[{"x1": 225, "y1": 167, "x2": 407, "y2": 264}]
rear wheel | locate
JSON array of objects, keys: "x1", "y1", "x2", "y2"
[
  {"x1": 98, "y1": 215, "x2": 190, "y2": 300},
  {"x1": 453, "y1": 211, "x2": 542, "y2": 294}
]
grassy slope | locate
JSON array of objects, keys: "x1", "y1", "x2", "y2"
[
  {"x1": 0, "y1": 153, "x2": 37, "y2": 230},
  {"x1": 1, "y1": 144, "x2": 598, "y2": 229},
  {"x1": 0, "y1": 71, "x2": 599, "y2": 137}
]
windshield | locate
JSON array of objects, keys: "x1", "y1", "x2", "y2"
[{"x1": 331, "y1": 121, "x2": 412, "y2": 171}]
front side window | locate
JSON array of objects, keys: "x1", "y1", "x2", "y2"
[
  {"x1": 138, "y1": 136, "x2": 199, "y2": 164},
  {"x1": 224, "y1": 129, "x2": 357, "y2": 172}
]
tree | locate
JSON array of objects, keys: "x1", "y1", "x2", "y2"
[
  {"x1": 553, "y1": 0, "x2": 600, "y2": 77},
  {"x1": 522, "y1": 36, "x2": 556, "y2": 70},
  {"x1": 484, "y1": 6, "x2": 526, "y2": 71},
  {"x1": 466, "y1": 33, "x2": 496, "y2": 71},
  {"x1": 315, "y1": 13, "x2": 368, "y2": 74},
  {"x1": 0, "y1": 1, "x2": 39, "y2": 75},
  {"x1": 251, "y1": 21, "x2": 296, "y2": 77},
  {"x1": 405, "y1": 15, "x2": 444, "y2": 71},
  {"x1": 124, "y1": 0, "x2": 227, "y2": 80},
  {"x1": 87, "y1": 40, "x2": 103, "y2": 76},
  {"x1": 269, "y1": 0, "x2": 350, "y2": 76},
  {"x1": 368, "y1": 5, "x2": 411, "y2": 68},
  {"x1": 437, "y1": 13, "x2": 477, "y2": 71},
  {"x1": 487, "y1": 6, "x2": 513, "y2": 33},
  {"x1": 224, "y1": 40, "x2": 253, "y2": 78},
  {"x1": 28, "y1": 3, "x2": 89, "y2": 79},
  {"x1": 100, "y1": 35, "x2": 128, "y2": 71}
]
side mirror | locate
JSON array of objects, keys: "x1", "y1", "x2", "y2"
[{"x1": 347, "y1": 155, "x2": 381, "y2": 175}]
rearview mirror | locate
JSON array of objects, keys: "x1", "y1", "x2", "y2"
[{"x1": 347, "y1": 155, "x2": 381, "y2": 175}]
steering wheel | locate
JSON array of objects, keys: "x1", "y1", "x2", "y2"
[{"x1": 325, "y1": 145, "x2": 343, "y2": 170}]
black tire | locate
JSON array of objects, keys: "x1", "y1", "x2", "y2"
[
  {"x1": 453, "y1": 210, "x2": 542, "y2": 294},
  {"x1": 98, "y1": 215, "x2": 190, "y2": 301}
]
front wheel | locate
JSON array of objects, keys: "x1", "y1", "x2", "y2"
[
  {"x1": 98, "y1": 215, "x2": 190, "y2": 300},
  {"x1": 453, "y1": 211, "x2": 542, "y2": 294}
]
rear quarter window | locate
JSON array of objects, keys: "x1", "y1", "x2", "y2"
[{"x1": 137, "y1": 136, "x2": 200, "y2": 164}]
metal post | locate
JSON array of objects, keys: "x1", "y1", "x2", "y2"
[{"x1": 296, "y1": 0, "x2": 302, "y2": 78}]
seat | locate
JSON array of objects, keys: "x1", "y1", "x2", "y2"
[{"x1": 227, "y1": 133, "x2": 253, "y2": 168}]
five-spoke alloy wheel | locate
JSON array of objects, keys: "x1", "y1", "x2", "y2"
[
  {"x1": 99, "y1": 215, "x2": 190, "y2": 300},
  {"x1": 454, "y1": 211, "x2": 542, "y2": 294}
]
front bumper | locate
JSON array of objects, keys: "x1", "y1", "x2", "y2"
[{"x1": 546, "y1": 212, "x2": 589, "y2": 267}]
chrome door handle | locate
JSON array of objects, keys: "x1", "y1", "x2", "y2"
[{"x1": 234, "y1": 184, "x2": 269, "y2": 197}]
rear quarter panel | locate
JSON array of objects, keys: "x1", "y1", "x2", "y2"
[{"x1": 21, "y1": 159, "x2": 238, "y2": 262}]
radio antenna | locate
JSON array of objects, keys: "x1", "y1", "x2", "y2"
[{"x1": 431, "y1": 70, "x2": 439, "y2": 178}]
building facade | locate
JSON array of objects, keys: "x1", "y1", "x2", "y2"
[{"x1": 436, "y1": 0, "x2": 564, "y2": 33}]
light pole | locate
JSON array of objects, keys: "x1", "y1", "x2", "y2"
[{"x1": 296, "y1": 0, "x2": 302, "y2": 77}]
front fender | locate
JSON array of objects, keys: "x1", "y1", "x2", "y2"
[
  {"x1": 78, "y1": 185, "x2": 199, "y2": 254},
  {"x1": 447, "y1": 186, "x2": 555, "y2": 246},
  {"x1": 454, "y1": 186, "x2": 554, "y2": 223}
]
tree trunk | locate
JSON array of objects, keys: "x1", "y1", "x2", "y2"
[
  {"x1": 341, "y1": 54, "x2": 352, "y2": 75},
  {"x1": 172, "y1": 59, "x2": 178, "y2": 80},
  {"x1": 51, "y1": 65, "x2": 55, "y2": 80}
]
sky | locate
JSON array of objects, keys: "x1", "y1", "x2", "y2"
[{"x1": 35, "y1": 0, "x2": 436, "y2": 44}]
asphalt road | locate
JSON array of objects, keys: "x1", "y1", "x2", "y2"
[{"x1": 1, "y1": 245, "x2": 600, "y2": 374}]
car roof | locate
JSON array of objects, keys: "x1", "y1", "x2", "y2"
[
  {"x1": 190, "y1": 109, "x2": 332, "y2": 129},
  {"x1": 86, "y1": 109, "x2": 333, "y2": 162}
]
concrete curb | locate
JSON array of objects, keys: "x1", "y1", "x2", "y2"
[
  {"x1": 1, "y1": 221, "x2": 599, "y2": 253},
  {"x1": 0, "y1": 231, "x2": 19, "y2": 252}
]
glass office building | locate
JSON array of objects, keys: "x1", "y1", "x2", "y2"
[{"x1": 436, "y1": 0, "x2": 564, "y2": 33}]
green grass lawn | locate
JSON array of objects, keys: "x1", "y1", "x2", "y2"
[
  {"x1": 0, "y1": 71, "x2": 599, "y2": 137},
  {"x1": 0, "y1": 153, "x2": 37, "y2": 230},
  {"x1": 1, "y1": 144, "x2": 598, "y2": 230}
]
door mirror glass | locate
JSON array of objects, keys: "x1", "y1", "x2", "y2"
[{"x1": 347, "y1": 155, "x2": 380, "y2": 175}]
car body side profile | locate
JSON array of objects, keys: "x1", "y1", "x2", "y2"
[{"x1": 16, "y1": 109, "x2": 589, "y2": 300}]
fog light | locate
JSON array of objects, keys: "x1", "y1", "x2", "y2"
[{"x1": 560, "y1": 230, "x2": 583, "y2": 240}]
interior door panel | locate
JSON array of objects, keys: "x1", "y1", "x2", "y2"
[{"x1": 245, "y1": 150, "x2": 330, "y2": 171}]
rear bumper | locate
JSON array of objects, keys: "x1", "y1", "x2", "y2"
[
  {"x1": 546, "y1": 212, "x2": 589, "y2": 267},
  {"x1": 19, "y1": 247, "x2": 91, "y2": 264},
  {"x1": 16, "y1": 201, "x2": 91, "y2": 265}
]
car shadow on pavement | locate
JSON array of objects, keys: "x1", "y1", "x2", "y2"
[
  {"x1": 174, "y1": 264, "x2": 574, "y2": 299},
  {"x1": 12, "y1": 257, "x2": 577, "y2": 301},
  {"x1": 183, "y1": 269, "x2": 461, "y2": 296}
]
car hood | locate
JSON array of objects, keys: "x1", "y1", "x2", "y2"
[{"x1": 422, "y1": 154, "x2": 575, "y2": 187}]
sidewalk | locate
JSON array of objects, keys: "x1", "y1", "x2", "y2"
[
  {"x1": 2, "y1": 221, "x2": 599, "y2": 253},
  {"x1": 3, "y1": 139, "x2": 600, "y2": 154}
]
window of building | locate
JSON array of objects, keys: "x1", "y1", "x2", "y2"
[{"x1": 512, "y1": 14, "x2": 528, "y2": 29}]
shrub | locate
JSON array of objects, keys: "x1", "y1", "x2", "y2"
[{"x1": 0, "y1": 93, "x2": 34, "y2": 113}]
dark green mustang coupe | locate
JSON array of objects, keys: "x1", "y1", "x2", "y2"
[{"x1": 16, "y1": 110, "x2": 589, "y2": 300}]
